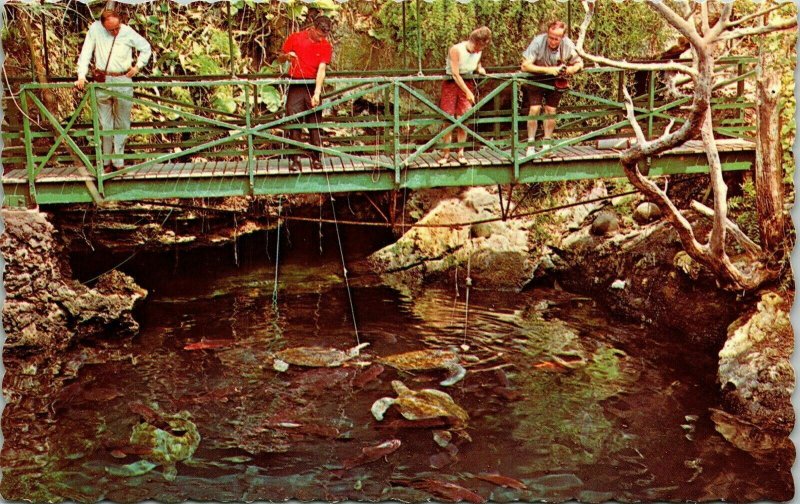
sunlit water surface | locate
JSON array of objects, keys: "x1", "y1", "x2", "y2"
[{"x1": 1, "y1": 227, "x2": 791, "y2": 502}]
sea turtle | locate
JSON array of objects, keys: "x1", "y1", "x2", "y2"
[
  {"x1": 129, "y1": 410, "x2": 200, "y2": 482},
  {"x1": 273, "y1": 342, "x2": 370, "y2": 371},
  {"x1": 378, "y1": 349, "x2": 467, "y2": 386},
  {"x1": 371, "y1": 380, "x2": 469, "y2": 425}
]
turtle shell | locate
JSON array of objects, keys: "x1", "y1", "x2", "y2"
[
  {"x1": 379, "y1": 349, "x2": 459, "y2": 371},
  {"x1": 391, "y1": 380, "x2": 469, "y2": 424},
  {"x1": 274, "y1": 346, "x2": 351, "y2": 367}
]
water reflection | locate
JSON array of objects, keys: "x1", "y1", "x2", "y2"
[{"x1": 1, "y1": 245, "x2": 792, "y2": 502}]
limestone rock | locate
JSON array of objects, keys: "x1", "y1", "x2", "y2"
[
  {"x1": 718, "y1": 292, "x2": 794, "y2": 436},
  {"x1": 590, "y1": 211, "x2": 619, "y2": 236},
  {"x1": 633, "y1": 202, "x2": 661, "y2": 224},
  {"x1": 1, "y1": 209, "x2": 147, "y2": 351},
  {"x1": 369, "y1": 187, "x2": 535, "y2": 289}
]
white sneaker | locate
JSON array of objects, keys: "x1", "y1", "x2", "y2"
[{"x1": 525, "y1": 146, "x2": 537, "y2": 158}]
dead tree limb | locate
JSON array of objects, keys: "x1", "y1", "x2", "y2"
[{"x1": 573, "y1": 0, "x2": 789, "y2": 290}]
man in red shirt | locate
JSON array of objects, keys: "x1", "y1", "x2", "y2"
[{"x1": 279, "y1": 16, "x2": 333, "y2": 171}]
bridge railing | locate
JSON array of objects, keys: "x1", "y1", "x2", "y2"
[{"x1": 2, "y1": 57, "x2": 755, "y2": 195}]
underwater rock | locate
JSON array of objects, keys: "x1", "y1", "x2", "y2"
[
  {"x1": 527, "y1": 473, "x2": 583, "y2": 492},
  {"x1": 129, "y1": 410, "x2": 201, "y2": 481}
]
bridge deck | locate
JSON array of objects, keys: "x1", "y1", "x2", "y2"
[
  {"x1": 3, "y1": 139, "x2": 753, "y2": 184},
  {"x1": 2, "y1": 138, "x2": 755, "y2": 206}
]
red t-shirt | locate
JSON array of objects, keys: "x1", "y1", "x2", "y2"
[{"x1": 282, "y1": 30, "x2": 333, "y2": 79}]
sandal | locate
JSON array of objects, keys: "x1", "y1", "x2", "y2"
[
  {"x1": 456, "y1": 152, "x2": 468, "y2": 164},
  {"x1": 436, "y1": 155, "x2": 453, "y2": 166}
]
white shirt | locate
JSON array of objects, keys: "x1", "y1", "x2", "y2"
[
  {"x1": 77, "y1": 21, "x2": 152, "y2": 80},
  {"x1": 445, "y1": 41, "x2": 482, "y2": 75}
]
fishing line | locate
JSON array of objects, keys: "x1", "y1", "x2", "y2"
[
  {"x1": 80, "y1": 208, "x2": 173, "y2": 285},
  {"x1": 325, "y1": 173, "x2": 360, "y2": 346},
  {"x1": 462, "y1": 238, "x2": 472, "y2": 347},
  {"x1": 272, "y1": 194, "x2": 283, "y2": 309}
]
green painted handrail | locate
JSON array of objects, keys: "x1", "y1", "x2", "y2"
[{"x1": 3, "y1": 60, "x2": 757, "y2": 206}]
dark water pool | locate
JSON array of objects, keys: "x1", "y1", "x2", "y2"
[{"x1": 1, "y1": 225, "x2": 792, "y2": 502}]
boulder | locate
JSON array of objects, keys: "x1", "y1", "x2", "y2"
[
  {"x1": 717, "y1": 292, "x2": 794, "y2": 437},
  {"x1": 633, "y1": 202, "x2": 661, "y2": 224},
  {"x1": 1, "y1": 209, "x2": 147, "y2": 351},
  {"x1": 590, "y1": 211, "x2": 619, "y2": 236},
  {"x1": 369, "y1": 187, "x2": 535, "y2": 289}
]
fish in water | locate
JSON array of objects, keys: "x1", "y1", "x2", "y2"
[
  {"x1": 353, "y1": 364, "x2": 385, "y2": 389},
  {"x1": 342, "y1": 439, "x2": 402, "y2": 470},
  {"x1": 475, "y1": 473, "x2": 528, "y2": 490},
  {"x1": 394, "y1": 478, "x2": 485, "y2": 503},
  {"x1": 183, "y1": 339, "x2": 232, "y2": 351}
]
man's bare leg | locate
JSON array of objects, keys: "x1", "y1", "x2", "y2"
[
  {"x1": 526, "y1": 104, "x2": 542, "y2": 144},
  {"x1": 543, "y1": 105, "x2": 557, "y2": 141},
  {"x1": 538, "y1": 105, "x2": 559, "y2": 157},
  {"x1": 526, "y1": 105, "x2": 542, "y2": 157}
]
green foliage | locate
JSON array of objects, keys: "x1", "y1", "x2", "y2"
[
  {"x1": 728, "y1": 178, "x2": 759, "y2": 245},
  {"x1": 257, "y1": 85, "x2": 283, "y2": 112},
  {"x1": 374, "y1": 0, "x2": 671, "y2": 70}
]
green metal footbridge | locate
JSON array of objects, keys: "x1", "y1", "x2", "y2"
[{"x1": 1, "y1": 59, "x2": 756, "y2": 208}]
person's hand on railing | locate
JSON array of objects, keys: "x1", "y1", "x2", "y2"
[
  {"x1": 477, "y1": 67, "x2": 487, "y2": 76},
  {"x1": 74, "y1": 77, "x2": 87, "y2": 91},
  {"x1": 311, "y1": 91, "x2": 321, "y2": 107},
  {"x1": 548, "y1": 67, "x2": 562, "y2": 77},
  {"x1": 125, "y1": 66, "x2": 140, "y2": 78}
]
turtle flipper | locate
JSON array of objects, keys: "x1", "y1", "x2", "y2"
[
  {"x1": 440, "y1": 363, "x2": 466, "y2": 387},
  {"x1": 371, "y1": 397, "x2": 396, "y2": 421},
  {"x1": 348, "y1": 342, "x2": 371, "y2": 358}
]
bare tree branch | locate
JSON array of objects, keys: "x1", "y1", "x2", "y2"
[
  {"x1": 622, "y1": 88, "x2": 647, "y2": 146},
  {"x1": 707, "y1": 2, "x2": 734, "y2": 40},
  {"x1": 691, "y1": 200, "x2": 763, "y2": 258},
  {"x1": 700, "y1": 1, "x2": 710, "y2": 36},
  {"x1": 672, "y1": 0, "x2": 693, "y2": 20},
  {"x1": 575, "y1": 1, "x2": 698, "y2": 76},
  {"x1": 719, "y1": 17, "x2": 797, "y2": 41},
  {"x1": 647, "y1": 0, "x2": 705, "y2": 48},
  {"x1": 727, "y1": 3, "x2": 786, "y2": 28}
]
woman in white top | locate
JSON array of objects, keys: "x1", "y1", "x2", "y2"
[{"x1": 437, "y1": 27, "x2": 492, "y2": 165}]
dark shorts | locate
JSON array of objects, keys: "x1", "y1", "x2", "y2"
[
  {"x1": 439, "y1": 80, "x2": 476, "y2": 117},
  {"x1": 523, "y1": 78, "x2": 567, "y2": 109}
]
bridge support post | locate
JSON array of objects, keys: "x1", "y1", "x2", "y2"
[
  {"x1": 511, "y1": 78, "x2": 519, "y2": 181},
  {"x1": 90, "y1": 86, "x2": 105, "y2": 196},
  {"x1": 245, "y1": 84, "x2": 255, "y2": 194},
  {"x1": 393, "y1": 81, "x2": 401, "y2": 184},
  {"x1": 21, "y1": 89, "x2": 37, "y2": 207}
]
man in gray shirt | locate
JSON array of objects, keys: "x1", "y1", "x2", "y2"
[{"x1": 520, "y1": 21, "x2": 583, "y2": 157}]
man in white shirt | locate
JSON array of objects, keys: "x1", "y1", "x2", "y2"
[{"x1": 75, "y1": 10, "x2": 152, "y2": 171}]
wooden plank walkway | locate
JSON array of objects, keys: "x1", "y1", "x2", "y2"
[{"x1": 2, "y1": 138, "x2": 755, "y2": 184}]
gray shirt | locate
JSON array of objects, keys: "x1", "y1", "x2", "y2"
[{"x1": 522, "y1": 33, "x2": 582, "y2": 68}]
